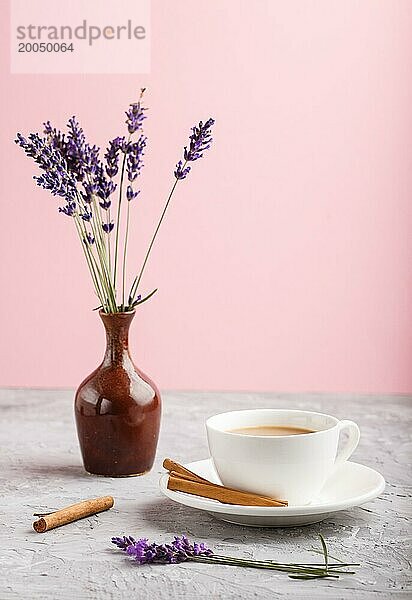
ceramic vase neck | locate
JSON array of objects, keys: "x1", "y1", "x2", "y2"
[{"x1": 100, "y1": 311, "x2": 135, "y2": 366}]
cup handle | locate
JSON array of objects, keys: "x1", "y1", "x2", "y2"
[{"x1": 334, "y1": 420, "x2": 360, "y2": 466}]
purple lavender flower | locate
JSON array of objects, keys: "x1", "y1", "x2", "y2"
[
  {"x1": 111, "y1": 535, "x2": 213, "y2": 565},
  {"x1": 43, "y1": 121, "x2": 66, "y2": 153},
  {"x1": 82, "y1": 143, "x2": 100, "y2": 178},
  {"x1": 125, "y1": 96, "x2": 147, "y2": 134},
  {"x1": 35, "y1": 168, "x2": 77, "y2": 200},
  {"x1": 174, "y1": 118, "x2": 214, "y2": 180},
  {"x1": 126, "y1": 185, "x2": 139, "y2": 201},
  {"x1": 174, "y1": 160, "x2": 191, "y2": 180},
  {"x1": 171, "y1": 536, "x2": 213, "y2": 559},
  {"x1": 58, "y1": 201, "x2": 77, "y2": 217},
  {"x1": 112, "y1": 536, "x2": 136, "y2": 551},
  {"x1": 15, "y1": 132, "x2": 39, "y2": 158},
  {"x1": 16, "y1": 119, "x2": 116, "y2": 221},
  {"x1": 184, "y1": 118, "x2": 214, "y2": 162},
  {"x1": 36, "y1": 119, "x2": 108, "y2": 209},
  {"x1": 45, "y1": 117, "x2": 103, "y2": 192},
  {"x1": 93, "y1": 164, "x2": 116, "y2": 206},
  {"x1": 81, "y1": 209, "x2": 92, "y2": 221},
  {"x1": 126, "y1": 136, "x2": 146, "y2": 182},
  {"x1": 16, "y1": 134, "x2": 68, "y2": 179},
  {"x1": 97, "y1": 174, "x2": 116, "y2": 202},
  {"x1": 105, "y1": 137, "x2": 125, "y2": 178},
  {"x1": 16, "y1": 133, "x2": 78, "y2": 200},
  {"x1": 81, "y1": 182, "x2": 97, "y2": 204},
  {"x1": 102, "y1": 222, "x2": 114, "y2": 234},
  {"x1": 65, "y1": 116, "x2": 87, "y2": 181},
  {"x1": 84, "y1": 232, "x2": 95, "y2": 245},
  {"x1": 81, "y1": 165, "x2": 116, "y2": 206}
]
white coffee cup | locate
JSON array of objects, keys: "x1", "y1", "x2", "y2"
[{"x1": 206, "y1": 409, "x2": 360, "y2": 506}]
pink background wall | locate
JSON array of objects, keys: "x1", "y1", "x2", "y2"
[{"x1": 1, "y1": 1, "x2": 412, "y2": 393}]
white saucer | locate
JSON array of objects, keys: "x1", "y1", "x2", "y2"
[{"x1": 159, "y1": 459, "x2": 385, "y2": 527}]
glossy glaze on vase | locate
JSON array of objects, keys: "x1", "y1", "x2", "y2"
[{"x1": 75, "y1": 310, "x2": 161, "y2": 476}]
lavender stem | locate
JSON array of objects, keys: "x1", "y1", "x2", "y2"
[
  {"x1": 121, "y1": 198, "x2": 131, "y2": 310},
  {"x1": 113, "y1": 135, "x2": 131, "y2": 304},
  {"x1": 128, "y1": 170, "x2": 183, "y2": 303}
]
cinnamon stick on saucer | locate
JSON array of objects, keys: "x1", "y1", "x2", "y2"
[
  {"x1": 163, "y1": 458, "x2": 288, "y2": 507},
  {"x1": 163, "y1": 458, "x2": 210, "y2": 484},
  {"x1": 167, "y1": 474, "x2": 287, "y2": 507},
  {"x1": 33, "y1": 496, "x2": 114, "y2": 533}
]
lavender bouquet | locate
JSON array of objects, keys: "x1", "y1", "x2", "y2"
[{"x1": 15, "y1": 90, "x2": 214, "y2": 313}]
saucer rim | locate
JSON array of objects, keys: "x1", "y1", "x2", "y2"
[{"x1": 159, "y1": 458, "x2": 385, "y2": 517}]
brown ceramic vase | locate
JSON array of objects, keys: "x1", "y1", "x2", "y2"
[{"x1": 74, "y1": 310, "x2": 161, "y2": 476}]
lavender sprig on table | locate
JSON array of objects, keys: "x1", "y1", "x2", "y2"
[
  {"x1": 111, "y1": 534, "x2": 359, "y2": 580},
  {"x1": 112, "y1": 535, "x2": 213, "y2": 564},
  {"x1": 15, "y1": 91, "x2": 214, "y2": 314}
]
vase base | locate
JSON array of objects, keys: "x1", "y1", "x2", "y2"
[{"x1": 84, "y1": 468, "x2": 151, "y2": 478}]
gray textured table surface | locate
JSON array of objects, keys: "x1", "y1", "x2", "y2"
[{"x1": 0, "y1": 389, "x2": 411, "y2": 599}]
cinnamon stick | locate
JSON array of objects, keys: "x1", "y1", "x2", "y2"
[
  {"x1": 163, "y1": 458, "x2": 288, "y2": 506},
  {"x1": 167, "y1": 474, "x2": 287, "y2": 507},
  {"x1": 163, "y1": 458, "x2": 210, "y2": 484},
  {"x1": 33, "y1": 496, "x2": 114, "y2": 533},
  {"x1": 168, "y1": 469, "x2": 287, "y2": 504}
]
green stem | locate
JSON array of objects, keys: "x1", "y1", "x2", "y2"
[
  {"x1": 113, "y1": 135, "x2": 131, "y2": 293},
  {"x1": 96, "y1": 196, "x2": 110, "y2": 268},
  {"x1": 76, "y1": 220, "x2": 108, "y2": 307},
  {"x1": 191, "y1": 556, "x2": 342, "y2": 577},
  {"x1": 320, "y1": 534, "x2": 328, "y2": 575},
  {"x1": 73, "y1": 217, "x2": 105, "y2": 306},
  {"x1": 76, "y1": 191, "x2": 116, "y2": 312},
  {"x1": 213, "y1": 555, "x2": 357, "y2": 569},
  {"x1": 107, "y1": 206, "x2": 112, "y2": 274},
  {"x1": 89, "y1": 195, "x2": 117, "y2": 312},
  {"x1": 288, "y1": 574, "x2": 340, "y2": 580},
  {"x1": 121, "y1": 199, "x2": 131, "y2": 310},
  {"x1": 127, "y1": 288, "x2": 158, "y2": 310},
  {"x1": 128, "y1": 170, "x2": 184, "y2": 303},
  {"x1": 88, "y1": 221, "x2": 113, "y2": 311},
  {"x1": 87, "y1": 244, "x2": 110, "y2": 308}
]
